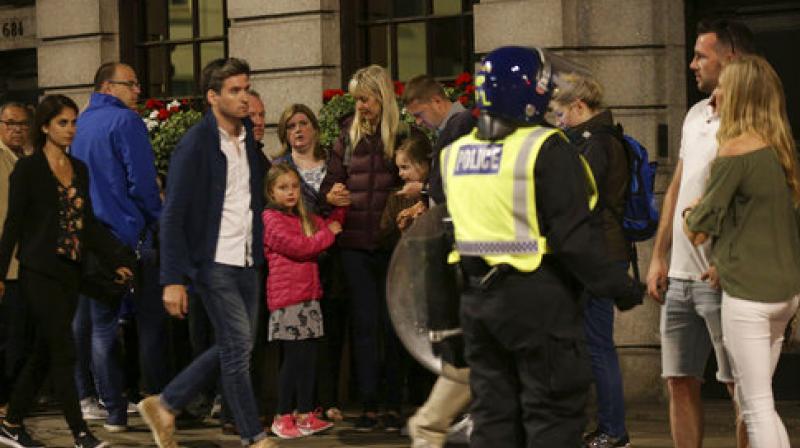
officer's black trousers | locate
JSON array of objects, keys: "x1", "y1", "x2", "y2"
[{"x1": 460, "y1": 264, "x2": 591, "y2": 448}]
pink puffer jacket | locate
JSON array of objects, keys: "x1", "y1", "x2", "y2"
[{"x1": 262, "y1": 207, "x2": 346, "y2": 312}]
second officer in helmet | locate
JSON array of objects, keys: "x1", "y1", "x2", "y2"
[{"x1": 440, "y1": 46, "x2": 644, "y2": 447}]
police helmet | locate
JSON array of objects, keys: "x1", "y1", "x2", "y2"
[{"x1": 474, "y1": 46, "x2": 552, "y2": 124}]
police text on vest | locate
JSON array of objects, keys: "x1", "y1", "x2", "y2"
[{"x1": 454, "y1": 144, "x2": 503, "y2": 175}]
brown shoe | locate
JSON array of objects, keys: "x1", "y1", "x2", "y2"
[
  {"x1": 250, "y1": 437, "x2": 279, "y2": 448},
  {"x1": 138, "y1": 396, "x2": 177, "y2": 448}
]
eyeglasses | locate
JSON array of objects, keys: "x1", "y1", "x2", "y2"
[
  {"x1": 107, "y1": 79, "x2": 141, "y2": 89},
  {"x1": 0, "y1": 120, "x2": 29, "y2": 129}
]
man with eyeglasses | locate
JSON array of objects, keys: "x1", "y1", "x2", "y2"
[
  {"x1": 70, "y1": 62, "x2": 162, "y2": 433},
  {"x1": 646, "y1": 19, "x2": 755, "y2": 448},
  {"x1": 0, "y1": 102, "x2": 32, "y2": 420}
]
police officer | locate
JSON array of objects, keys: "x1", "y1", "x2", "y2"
[{"x1": 440, "y1": 46, "x2": 643, "y2": 447}]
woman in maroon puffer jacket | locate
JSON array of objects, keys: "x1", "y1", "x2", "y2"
[{"x1": 319, "y1": 65, "x2": 424, "y2": 431}]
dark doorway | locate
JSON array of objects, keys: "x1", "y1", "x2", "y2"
[
  {"x1": 686, "y1": 0, "x2": 800, "y2": 400},
  {"x1": 0, "y1": 48, "x2": 37, "y2": 106}
]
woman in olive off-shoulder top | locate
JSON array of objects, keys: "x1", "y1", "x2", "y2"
[{"x1": 683, "y1": 56, "x2": 799, "y2": 448}]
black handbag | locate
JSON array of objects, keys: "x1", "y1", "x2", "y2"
[{"x1": 79, "y1": 250, "x2": 134, "y2": 306}]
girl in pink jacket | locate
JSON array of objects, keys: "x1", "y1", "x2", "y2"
[{"x1": 262, "y1": 163, "x2": 345, "y2": 439}]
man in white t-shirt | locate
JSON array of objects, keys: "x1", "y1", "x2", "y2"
[{"x1": 646, "y1": 19, "x2": 755, "y2": 448}]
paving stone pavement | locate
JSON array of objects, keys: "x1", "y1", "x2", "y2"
[{"x1": 13, "y1": 400, "x2": 800, "y2": 447}]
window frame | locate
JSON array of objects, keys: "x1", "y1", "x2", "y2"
[
  {"x1": 340, "y1": 0, "x2": 476, "y2": 85},
  {"x1": 119, "y1": 0, "x2": 228, "y2": 99}
]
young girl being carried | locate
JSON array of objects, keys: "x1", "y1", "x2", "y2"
[
  {"x1": 379, "y1": 133, "x2": 432, "y2": 249},
  {"x1": 262, "y1": 163, "x2": 345, "y2": 439}
]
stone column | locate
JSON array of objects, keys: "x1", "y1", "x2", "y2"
[
  {"x1": 36, "y1": 0, "x2": 119, "y2": 107},
  {"x1": 474, "y1": 0, "x2": 688, "y2": 403},
  {"x1": 227, "y1": 0, "x2": 341, "y2": 158}
]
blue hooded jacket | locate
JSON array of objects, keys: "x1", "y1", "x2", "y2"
[{"x1": 71, "y1": 93, "x2": 162, "y2": 247}]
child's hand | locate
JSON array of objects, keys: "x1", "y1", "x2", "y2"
[
  {"x1": 397, "y1": 210, "x2": 414, "y2": 231},
  {"x1": 396, "y1": 181, "x2": 424, "y2": 199},
  {"x1": 328, "y1": 221, "x2": 343, "y2": 235},
  {"x1": 409, "y1": 200, "x2": 427, "y2": 217},
  {"x1": 396, "y1": 201, "x2": 428, "y2": 231}
]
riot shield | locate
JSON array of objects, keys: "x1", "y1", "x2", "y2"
[{"x1": 386, "y1": 204, "x2": 468, "y2": 384}]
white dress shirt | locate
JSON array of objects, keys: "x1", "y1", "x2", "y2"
[{"x1": 214, "y1": 126, "x2": 253, "y2": 267}]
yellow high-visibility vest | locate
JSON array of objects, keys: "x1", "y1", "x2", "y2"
[{"x1": 441, "y1": 126, "x2": 598, "y2": 272}]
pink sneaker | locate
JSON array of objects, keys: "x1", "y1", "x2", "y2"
[
  {"x1": 270, "y1": 414, "x2": 304, "y2": 439},
  {"x1": 296, "y1": 412, "x2": 334, "y2": 435}
]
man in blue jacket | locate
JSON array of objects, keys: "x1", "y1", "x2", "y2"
[
  {"x1": 70, "y1": 62, "x2": 162, "y2": 432},
  {"x1": 138, "y1": 58, "x2": 275, "y2": 448}
]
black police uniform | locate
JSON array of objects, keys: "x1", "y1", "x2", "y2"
[{"x1": 454, "y1": 129, "x2": 643, "y2": 448}]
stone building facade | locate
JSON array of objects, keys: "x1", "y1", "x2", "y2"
[{"x1": 2, "y1": 0, "x2": 798, "y2": 402}]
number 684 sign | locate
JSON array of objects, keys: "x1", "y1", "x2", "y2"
[
  {"x1": 1, "y1": 20, "x2": 24, "y2": 38},
  {"x1": 0, "y1": 8, "x2": 35, "y2": 50}
]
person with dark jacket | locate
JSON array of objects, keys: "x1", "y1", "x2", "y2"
[
  {"x1": 551, "y1": 73, "x2": 632, "y2": 448},
  {"x1": 138, "y1": 58, "x2": 276, "y2": 448},
  {"x1": 0, "y1": 95, "x2": 135, "y2": 448},
  {"x1": 319, "y1": 64, "x2": 423, "y2": 431},
  {"x1": 401, "y1": 75, "x2": 476, "y2": 448},
  {"x1": 443, "y1": 46, "x2": 643, "y2": 448},
  {"x1": 402, "y1": 74, "x2": 476, "y2": 206}
]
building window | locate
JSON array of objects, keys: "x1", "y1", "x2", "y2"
[
  {"x1": 124, "y1": 0, "x2": 227, "y2": 98},
  {"x1": 341, "y1": 0, "x2": 477, "y2": 83}
]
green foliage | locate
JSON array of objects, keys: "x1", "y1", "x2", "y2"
[
  {"x1": 318, "y1": 93, "x2": 355, "y2": 150},
  {"x1": 150, "y1": 109, "x2": 202, "y2": 176}
]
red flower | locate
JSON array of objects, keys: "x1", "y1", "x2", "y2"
[
  {"x1": 454, "y1": 72, "x2": 472, "y2": 87},
  {"x1": 180, "y1": 99, "x2": 189, "y2": 105},
  {"x1": 168, "y1": 105, "x2": 180, "y2": 113},
  {"x1": 465, "y1": 84, "x2": 476, "y2": 95},
  {"x1": 145, "y1": 99, "x2": 163, "y2": 110},
  {"x1": 394, "y1": 81, "x2": 405, "y2": 97},
  {"x1": 157, "y1": 108, "x2": 170, "y2": 121},
  {"x1": 471, "y1": 106, "x2": 480, "y2": 118},
  {"x1": 323, "y1": 89, "x2": 345, "y2": 102},
  {"x1": 458, "y1": 95, "x2": 469, "y2": 105}
]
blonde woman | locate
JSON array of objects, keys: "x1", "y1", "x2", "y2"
[
  {"x1": 684, "y1": 55, "x2": 800, "y2": 448},
  {"x1": 551, "y1": 73, "x2": 632, "y2": 448},
  {"x1": 320, "y1": 65, "x2": 421, "y2": 431}
]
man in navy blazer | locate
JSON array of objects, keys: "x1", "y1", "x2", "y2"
[{"x1": 139, "y1": 58, "x2": 275, "y2": 448}]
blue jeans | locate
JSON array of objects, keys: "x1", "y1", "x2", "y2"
[
  {"x1": 583, "y1": 270, "x2": 628, "y2": 439},
  {"x1": 160, "y1": 263, "x2": 265, "y2": 445},
  {"x1": 135, "y1": 249, "x2": 170, "y2": 394},
  {"x1": 72, "y1": 295, "x2": 128, "y2": 426}
]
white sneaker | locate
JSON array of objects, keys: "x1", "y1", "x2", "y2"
[
  {"x1": 446, "y1": 414, "x2": 473, "y2": 444},
  {"x1": 102, "y1": 423, "x2": 127, "y2": 433},
  {"x1": 80, "y1": 397, "x2": 108, "y2": 421}
]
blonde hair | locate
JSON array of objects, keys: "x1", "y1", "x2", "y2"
[
  {"x1": 551, "y1": 72, "x2": 604, "y2": 110},
  {"x1": 348, "y1": 65, "x2": 402, "y2": 160},
  {"x1": 265, "y1": 163, "x2": 317, "y2": 236},
  {"x1": 717, "y1": 55, "x2": 800, "y2": 204}
]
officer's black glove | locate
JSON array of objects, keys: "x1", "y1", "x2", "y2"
[
  {"x1": 614, "y1": 279, "x2": 646, "y2": 312},
  {"x1": 432, "y1": 335, "x2": 468, "y2": 369}
]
